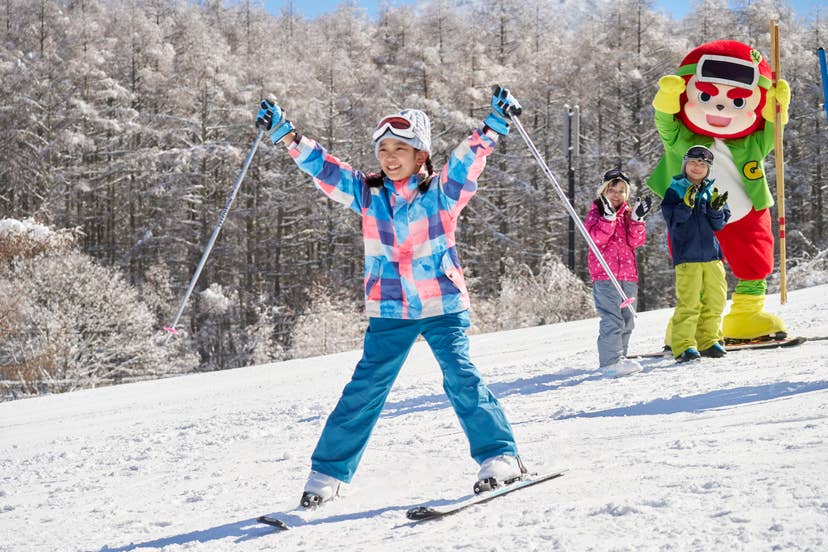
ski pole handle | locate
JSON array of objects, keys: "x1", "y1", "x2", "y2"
[
  {"x1": 256, "y1": 94, "x2": 280, "y2": 129},
  {"x1": 490, "y1": 84, "x2": 523, "y2": 118}
]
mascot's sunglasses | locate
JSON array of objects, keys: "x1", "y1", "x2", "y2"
[
  {"x1": 603, "y1": 168, "x2": 630, "y2": 185},
  {"x1": 692, "y1": 54, "x2": 759, "y2": 89},
  {"x1": 372, "y1": 116, "x2": 417, "y2": 142}
]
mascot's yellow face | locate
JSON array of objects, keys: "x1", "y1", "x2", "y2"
[{"x1": 682, "y1": 76, "x2": 762, "y2": 138}]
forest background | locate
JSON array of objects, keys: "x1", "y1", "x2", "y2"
[{"x1": 1, "y1": 0, "x2": 826, "y2": 399}]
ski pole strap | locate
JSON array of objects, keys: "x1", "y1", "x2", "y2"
[{"x1": 620, "y1": 297, "x2": 636, "y2": 309}]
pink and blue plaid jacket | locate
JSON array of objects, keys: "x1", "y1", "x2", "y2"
[{"x1": 287, "y1": 128, "x2": 499, "y2": 319}]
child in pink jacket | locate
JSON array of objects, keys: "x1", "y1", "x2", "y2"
[{"x1": 584, "y1": 169, "x2": 650, "y2": 376}]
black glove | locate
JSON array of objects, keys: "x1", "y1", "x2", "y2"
[
  {"x1": 631, "y1": 196, "x2": 652, "y2": 222},
  {"x1": 710, "y1": 188, "x2": 728, "y2": 211},
  {"x1": 599, "y1": 194, "x2": 616, "y2": 221}
]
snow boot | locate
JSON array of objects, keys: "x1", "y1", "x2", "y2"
[
  {"x1": 300, "y1": 470, "x2": 342, "y2": 509},
  {"x1": 675, "y1": 347, "x2": 701, "y2": 363},
  {"x1": 722, "y1": 293, "x2": 787, "y2": 341},
  {"x1": 474, "y1": 455, "x2": 527, "y2": 494},
  {"x1": 699, "y1": 342, "x2": 727, "y2": 358},
  {"x1": 600, "y1": 358, "x2": 643, "y2": 377}
]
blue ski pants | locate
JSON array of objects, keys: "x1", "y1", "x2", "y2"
[{"x1": 310, "y1": 310, "x2": 518, "y2": 483}]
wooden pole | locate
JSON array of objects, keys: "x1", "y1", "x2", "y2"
[{"x1": 770, "y1": 20, "x2": 787, "y2": 304}]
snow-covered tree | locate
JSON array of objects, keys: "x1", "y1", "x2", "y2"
[
  {"x1": 473, "y1": 255, "x2": 593, "y2": 333},
  {"x1": 0, "y1": 218, "x2": 190, "y2": 398},
  {"x1": 289, "y1": 284, "x2": 364, "y2": 358},
  {"x1": 1, "y1": 0, "x2": 825, "y2": 379}
]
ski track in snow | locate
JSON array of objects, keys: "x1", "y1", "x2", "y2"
[{"x1": 1, "y1": 286, "x2": 827, "y2": 551}]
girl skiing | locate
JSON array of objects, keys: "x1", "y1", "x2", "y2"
[
  {"x1": 584, "y1": 169, "x2": 650, "y2": 376},
  {"x1": 256, "y1": 86, "x2": 526, "y2": 508}
]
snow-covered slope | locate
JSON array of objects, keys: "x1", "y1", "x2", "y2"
[{"x1": 2, "y1": 286, "x2": 827, "y2": 552}]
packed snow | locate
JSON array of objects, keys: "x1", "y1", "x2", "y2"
[{"x1": 1, "y1": 285, "x2": 827, "y2": 551}]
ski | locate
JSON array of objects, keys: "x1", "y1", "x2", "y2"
[
  {"x1": 405, "y1": 471, "x2": 565, "y2": 522},
  {"x1": 256, "y1": 515, "x2": 290, "y2": 530},
  {"x1": 629, "y1": 335, "x2": 826, "y2": 359},
  {"x1": 626, "y1": 349, "x2": 671, "y2": 359},
  {"x1": 724, "y1": 335, "x2": 807, "y2": 350}
]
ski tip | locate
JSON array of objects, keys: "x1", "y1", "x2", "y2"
[{"x1": 257, "y1": 515, "x2": 290, "y2": 530}]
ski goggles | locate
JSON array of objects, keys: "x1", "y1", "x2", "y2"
[
  {"x1": 684, "y1": 145, "x2": 714, "y2": 164},
  {"x1": 677, "y1": 54, "x2": 771, "y2": 90},
  {"x1": 372, "y1": 115, "x2": 417, "y2": 142},
  {"x1": 602, "y1": 168, "x2": 630, "y2": 185}
]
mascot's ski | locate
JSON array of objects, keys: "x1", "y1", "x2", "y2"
[{"x1": 629, "y1": 335, "x2": 826, "y2": 359}]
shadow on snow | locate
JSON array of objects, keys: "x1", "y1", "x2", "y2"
[
  {"x1": 382, "y1": 368, "x2": 828, "y2": 422},
  {"x1": 555, "y1": 380, "x2": 828, "y2": 419},
  {"x1": 100, "y1": 504, "x2": 414, "y2": 550}
]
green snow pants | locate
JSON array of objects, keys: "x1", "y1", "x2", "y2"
[{"x1": 671, "y1": 260, "x2": 727, "y2": 358}]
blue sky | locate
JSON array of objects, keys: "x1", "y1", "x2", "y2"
[{"x1": 262, "y1": 0, "x2": 823, "y2": 20}]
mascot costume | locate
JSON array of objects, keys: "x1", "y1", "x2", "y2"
[{"x1": 648, "y1": 40, "x2": 791, "y2": 341}]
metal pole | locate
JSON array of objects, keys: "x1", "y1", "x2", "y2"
[
  {"x1": 819, "y1": 48, "x2": 828, "y2": 120},
  {"x1": 163, "y1": 127, "x2": 265, "y2": 343},
  {"x1": 564, "y1": 105, "x2": 575, "y2": 270},
  {"x1": 511, "y1": 115, "x2": 636, "y2": 315}
]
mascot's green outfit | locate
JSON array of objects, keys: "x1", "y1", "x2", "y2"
[{"x1": 648, "y1": 40, "x2": 791, "y2": 341}]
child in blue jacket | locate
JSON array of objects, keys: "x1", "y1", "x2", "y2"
[
  {"x1": 256, "y1": 87, "x2": 527, "y2": 507},
  {"x1": 662, "y1": 145, "x2": 731, "y2": 362}
]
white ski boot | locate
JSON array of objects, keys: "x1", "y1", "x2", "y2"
[
  {"x1": 301, "y1": 470, "x2": 342, "y2": 509},
  {"x1": 600, "y1": 358, "x2": 643, "y2": 377},
  {"x1": 474, "y1": 455, "x2": 527, "y2": 494}
]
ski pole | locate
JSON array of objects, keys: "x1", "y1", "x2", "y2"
[
  {"x1": 163, "y1": 126, "x2": 265, "y2": 344},
  {"x1": 819, "y1": 47, "x2": 828, "y2": 121},
  {"x1": 509, "y1": 114, "x2": 636, "y2": 315}
]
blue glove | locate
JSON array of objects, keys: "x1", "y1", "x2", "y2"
[
  {"x1": 484, "y1": 85, "x2": 522, "y2": 136},
  {"x1": 256, "y1": 96, "x2": 295, "y2": 144}
]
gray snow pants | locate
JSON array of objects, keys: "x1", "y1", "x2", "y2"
[{"x1": 592, "y1": 280, "x2": 638, "y2": 367}]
